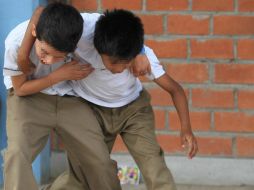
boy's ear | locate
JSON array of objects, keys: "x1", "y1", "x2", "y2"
[{"x1": 31, "y1": 24, "x2": 36, "y2": 37}]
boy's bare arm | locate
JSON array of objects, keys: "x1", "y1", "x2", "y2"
[
  {"x1": 12, "y1": 74, "x2": 53, "y2": 96},
  {"x1": 17, "y1": 6, "x2": 44, "y2": 75},
  {"x1": 12, "y1": 61, "x2": 93, "y2": 96},
  {"x1": 154, "y1": 74, "x2": 198, "y2": 159}
]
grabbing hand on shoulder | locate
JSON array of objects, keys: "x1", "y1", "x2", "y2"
[
  {"x1": 130, "y1": 54, "x2": 151, "y2": 77},
  {"x1": 49, "y1": 61, "x2": 94, "y2": 82}
]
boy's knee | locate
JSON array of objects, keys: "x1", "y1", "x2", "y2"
[
  {"x1": 4, "y1": 145, "x2": 32, "y2": 164},
  {"x1": 90, "y1": 157, "x2": 118, "y2": 172}
]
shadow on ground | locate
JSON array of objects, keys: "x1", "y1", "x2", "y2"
[{"x1": 122, "y1": 184, "x2": 254, "y2": 190}]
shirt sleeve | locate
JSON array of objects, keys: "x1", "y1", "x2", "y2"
[
  {"x1": 80, "y1": 13, "x2": 102, "y2": 44},
  {"x1": 144, "y1": 45, "x2": 165, "y2": 80},
  {"x1": 3, "y1": 44, "x2": 23, "y2": 76}
]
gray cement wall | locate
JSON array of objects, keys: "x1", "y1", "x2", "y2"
[{"x1": 50, "y1": 152, "x2": 254, "y2": 186}]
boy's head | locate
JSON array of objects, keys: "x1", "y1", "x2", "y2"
[
  {"x1": 33, "y1": 3, "x2": 83, "y2": 64},
  {"x1": 94, "y1": 9, "x2": 144, "y2": 73}
]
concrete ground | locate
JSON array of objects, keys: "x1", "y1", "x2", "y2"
[
  {"x1": 1, "y1": 184, "x2": 253, "y2": 190},
  {"x1": 122, "y1": 184, "x2": 254, "y2": 190}
]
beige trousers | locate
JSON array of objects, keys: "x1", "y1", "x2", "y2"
[
  {"x1": 3, "y1": 90, "x2": 121, "y2": 190},
  {"x1": 54, "y1": 89, "x2": 177, "y2": 190}
]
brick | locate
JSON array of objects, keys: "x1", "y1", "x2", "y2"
[
  {"x1": 197, "y1": 136, "x2": 232, "y2": 156},
  {"x1": 154, "y1": 109, "x2": 166, "y2": 130},
  {"x1": 71, "y1": 0, "x2": 98, "y2": 11},
  {"x1": 112, "y1": 135, "x2": 128, "y2": 153},
  {"x1": 147, "y1": 0, "x2": 188, "y2": 11},
  {"x1": 139, "y1": 15, "x2": 164, "y2": 35},
  {"x1": 238, "y1": 39, "x2": 254, "y2": 60},
  {"x1": 168, "y1": 15, "x2": 209, "y2": 35},
  {"x1": 215, "y1": 64, "x2": 254, "y2": 84},
  {"x1": 101, "y1": 0, "x2": 142, "y2": 10},
  {"x1": 50, "y1": 132, "x2": 59, "y2": 151},
  {"x1": 146, "y1": 39, "x2": 187, "y2": 58},
  {"x1": 169, "y1": 111, "x2": 211, "y2": 131},
  {"x1": 238, "y1": 90, "x2": 254, "y2": 109},
  {"x1": 192, "y1": 0, "x2": 234, "y2": 11},
  {"x1": 192, "y1": 89, "x2": 234, "y2": 108},
  {"x1": 239, "y1": 0, "x2": 254, "y2": 12},
  {"x1": 166, "y1": 63, "x2": 209, "y2": 83},
  {"x1": 191, "y1": 39, "x2": 234, "y2": 59},
  {"x1": 148, "y1": 88, "x2": 189, "y2": 106},
  {"x1": 215, "y1": 112, "x2": 254, "y2": 132},
  {"x1": 236, "y1": 137, "x2": 254, "y2": 157},
  {"x1": 156, "y1": 135, "x2": 182, "y2": 154},
  {"x1": 214, "y1": 16, "x2": 254, "y2": 35},
  {"x1": 57, "y1": 136, "x2": 65, "y2": 151},
  {"x1": 148, "y1": 88, "x2": 174, "y2": 106}
]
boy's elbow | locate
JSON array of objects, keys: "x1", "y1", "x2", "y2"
[
  {"x1": 172, "y1": 82, "x2": 185, "y2": 97},
  {"x1": 34, "y1": 6, "x2": 44, "y2": 16},
  {"x1": 14, "y1": 89, "x2": 27, "y2": 97},
  {"x1": 15, "y1": 92, "x2": 25, "y2": 97},
  {"x1": 177, "y1": 83, "x2": 184, "y2": 93}
]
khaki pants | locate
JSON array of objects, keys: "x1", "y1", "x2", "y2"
[
  {"x1": 57, "y1": 89, "x2": 177, "y2": 190},
  {"x1": 3, "y1": 90, "x2": 121, "y2": 190}
]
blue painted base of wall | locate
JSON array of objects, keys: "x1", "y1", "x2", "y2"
[
  {"x1": 0, "y1": 91, "x2": 6, "y2": 187},
  {"x1": 0, "y1": 0, "x2": 49, "y2": 187},
  {"x1": 33, "y1": 140, "x2": 51, "y2": 185}
]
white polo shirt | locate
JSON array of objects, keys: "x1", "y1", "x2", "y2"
[
  {"x1": 3, "y1": 13, "x2": 165, "y2": 106},
  {"x1": 72, "y1": 13, "x2": 165, "y2": 107},
  {"x1": 3, "y1": 20, "x2": 75, "y2": 96}
]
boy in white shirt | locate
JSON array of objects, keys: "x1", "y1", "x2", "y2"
[
  {"x1": 18, "y1": 8, "x2": 198, "y2": 190},
  {"x1": 3, "y1": 3, "x2": 145, "y2": 190}
]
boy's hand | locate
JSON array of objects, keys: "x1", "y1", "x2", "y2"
[
  {"x1": 130, "y1": 54, "x2": 151, "y2": 77},
  {"x1": 50, "y1": 61, "x2": 94, "y2": 83},
  {"x1": 180, "y1": 128, "x2": 198, "y2": 159}
]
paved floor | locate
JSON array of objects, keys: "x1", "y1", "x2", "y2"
[
  {"x1": 122, "y1": 184, "x2": 254, "y2": 190},
  {"x1": 1, "y1": 184, "x2": 254, "y2": 190}
]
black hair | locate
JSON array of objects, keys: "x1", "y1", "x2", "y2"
[
  {"x1": 36, "y1": 2, "x2": 83, "y2": 52},
  {"x1": 94, "y1": 9, "x2": 144, "y2": 62}
]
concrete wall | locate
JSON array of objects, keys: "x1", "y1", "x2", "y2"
[{"x1": 50, "y1": 152, "x2": 254, "y2": 186}]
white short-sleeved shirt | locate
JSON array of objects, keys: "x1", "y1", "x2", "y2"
[
  {"x1": 72, "y1": 13, "x2": 165, "y2": 108},
  {"x1": 3, "y1": 13, "x2": 165, "y2": 105},
  {"x1": 3, "y1": 20, "x2": 75, "y2": 96}
]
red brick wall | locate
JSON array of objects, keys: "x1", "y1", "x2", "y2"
[{"x1": 52, "y1": 0, "x2": 254, "y2": 158}]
